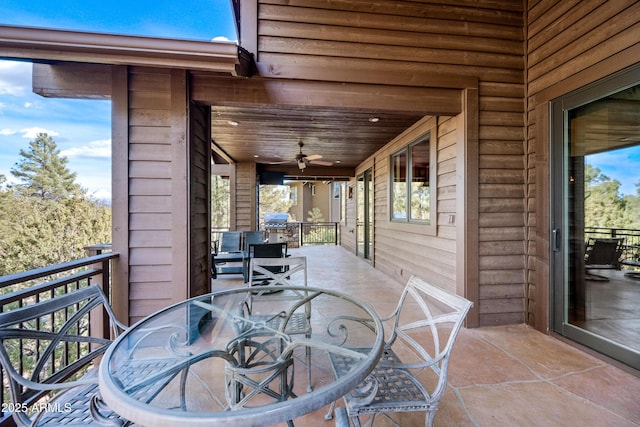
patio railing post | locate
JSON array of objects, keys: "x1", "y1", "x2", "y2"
[{"x1": 85, "y1": 244, "x2": 113, "y2": 340}]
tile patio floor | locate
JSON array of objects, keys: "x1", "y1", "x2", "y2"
[{"x1": 212, "y1": 245, "x2": 640, "y2": 427}]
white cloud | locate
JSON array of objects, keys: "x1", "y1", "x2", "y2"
[
  {"x1": 0, "y1": 60, "x2": 31, "y2": 96},
  {"x1": 61, "y1": 139, "x2": 111, "y2": 159},
  {"x1": 211, "y1": 36, "x2": 233, "y2": 42},
  {"x1": 0, "y1": 129, "x2": 17, "y2": 136},
  {"x1": 20, "y1": 127, "x2": 60, "y2": 139}
]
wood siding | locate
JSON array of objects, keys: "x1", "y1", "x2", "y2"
[
  {"x1": 527, "y1": 0, "x2": 640, "y2": 331},
  {"x1": 127, "y1": 67, "x2": 189, "y2": 324},
  {"x1": 371, "y1": 117, "x2": 457, "y2": 289},
  {"x1": 235, "y1": 162, "x2": 257, "y2": 231},
  {"x1": 189, "y1": 102, "x2": 211, "y2": 297},
  {"x1": 252, "y1": 0, "x2": 526, "y2": 325}
]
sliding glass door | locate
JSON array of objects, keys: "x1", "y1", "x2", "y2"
[
  {"x1": 356, "y1": 169, "x2": 373, "y2": 260},
  {"x1": 551, "y1": 65, "x2": 640, "y2": 370}
]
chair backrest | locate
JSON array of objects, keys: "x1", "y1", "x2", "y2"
[
  {"x1": 387, "y1": 276, "x2": 472, "y2": 394},
  {"x1": 248, "y1": 256, "x2": 309, "y2": 313},
  {"x1": 585, "y1": 237, "x2": 624, "y2": 267},
  {"x1": 218, "y1": 231, "x2": 242, "y2": 253},
  {"x1": 249, "y1": 256, "x2": 306, "y2": 289},
  {"x1": 0, "y1": 285, "x2": 125, "y2": 426},
  {"x1": 248, "y1": 242, "x2": 287, "y2": 259},
  {"x1": 243, "y1": 230, "x2": 266, "y2": 252}
]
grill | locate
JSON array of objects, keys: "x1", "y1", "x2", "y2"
[{"x1": 264, "y1": 213, "x2": 288, "y2": 243}]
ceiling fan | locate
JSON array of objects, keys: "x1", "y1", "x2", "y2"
[{"x1": 265, "y1": 141, "x2": 333, "y2": 170}]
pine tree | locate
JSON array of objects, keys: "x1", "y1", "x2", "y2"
[
  {"x1": 0, "y1": 134, "x2": 112, "y2": 275},
  {"x1": 259, "y1": 185, "x2": 294, "y2": 220},
  {"x1": 211, "y1": 175, "x2": 230, "y2": 229},
  {"x1": 10, "y1": 133, "x2": 80, "y2": 199}
]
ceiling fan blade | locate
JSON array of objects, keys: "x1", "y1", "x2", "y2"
[
  {"x1": 309, "y1": 160, "x2": 333, "y2": 166},
  {"x1": 305, "y1": 154, "x2": 323, "y2": 161}
]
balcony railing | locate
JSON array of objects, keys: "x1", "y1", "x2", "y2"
[
  {"x1": 259, "y1": 222, "x2": 340, "y2": 248},
  {"x1": 0, "y1": 246, "x2": 119, "y2": 426},
  {"x1": 584, "y1": 226, "x2": 640, "y2": 267}
]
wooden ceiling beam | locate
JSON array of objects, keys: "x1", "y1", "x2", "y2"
[
  {"x1": 32, "y1": 63, "x2": 112, "y2": 99},
  {"x1": 258, "y1": 163, "x2": 355, "y2": 178},
  {"x1": 192, "y1": 74, "x2": 462, "y2": 115}
]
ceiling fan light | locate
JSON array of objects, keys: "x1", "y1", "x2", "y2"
[{"x1": 297, "y1": 160, "x2": 307, "y2": 170}]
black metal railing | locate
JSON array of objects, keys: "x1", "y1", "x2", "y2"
[
  {"x1": 258, "y1": 222, "x2": 340, "y2": 247},
  {"x1": 300, "y1": 222, "x2": 339, "y2": 246},
  {"x1": 0, "y1": 247, "x2": 119, "y2": 426}
]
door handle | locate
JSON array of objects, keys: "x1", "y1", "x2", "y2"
[{"x1": 552, "y1": 229, "x2": 561, "y2": 252}]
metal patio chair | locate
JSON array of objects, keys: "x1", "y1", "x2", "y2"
[
  {"x1": 0, "y1": 285, "x2": 129, "y2": 427},
  {"x1": 243, "y1": 242, "x2": 288, "y2": 282},
  {"x1": 585, "y1": 237, "x2": 624, "y2": 281},
  {"x1": 214, "y1": 231, "x2": 242, "y2": 254},
  {"x1": 242, "y1": 230, "x2": 267, "y2": 252},
  {"x1": 326, "y1": 276, "x2": 473, "y2": 427},
  {"x1": 212, "y1": 231, "x2": 243, "y2": 278},
  {"x1": 245, "y1": 256, "x2": 312, "y2": 392}
]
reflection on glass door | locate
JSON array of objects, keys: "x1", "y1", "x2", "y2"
[
  {"x1": 551, "y1": 68, "x2": 640, "y2": 370},
  {"x1": 356, "y1": 169, "x2": 373, "y2": 260}
]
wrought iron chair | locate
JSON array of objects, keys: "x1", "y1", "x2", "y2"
[
  {"x1": 191, "y1": 296, "x2": 297, "y2": 426},
  {"x1": 0, "y1": 285, "x2": 129, "y2": 427},
  {"x1": 243, "y1": 242, "x2": 288, "y2": 282},
  {"x1": 584, "y1": 237, "x2": 624, "y2": 281},
  {"x1": 326, "y1": 276, "x2": 473, "y2": 427},
  {"x1": 225, "y1": 330, "x2": 296, "y2": 410},
  {"x1": 246, "y1": 256, "x2": 313, "y2": 391}
]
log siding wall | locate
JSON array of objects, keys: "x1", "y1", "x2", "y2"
[
  {"x1": 253, "y1": 0, "x2": 526, "y2": 325},
  {"x1": 527, "y1": 0, "x2": 640, "y2": 330}
]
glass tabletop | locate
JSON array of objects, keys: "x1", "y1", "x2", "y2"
[{"x1": 99, "y1": 286, "x2": 383, "y2": 427}]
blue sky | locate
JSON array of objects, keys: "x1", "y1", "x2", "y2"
[
  {"x1": 0, "y1": 1, "x2": 236, "y2": 200},
  {"x1": 588, "y1": 147, "x2": 640, "y2": 196}
]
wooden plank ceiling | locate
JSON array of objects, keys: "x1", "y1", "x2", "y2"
[{"x1": 210, "y1": 104, "x2": 423, "y2": 179}]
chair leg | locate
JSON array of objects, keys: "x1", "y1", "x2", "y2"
[
  {"x1": 334, "y1": 407, "x2": 350, "y2": 427},
  {"x1": 306, "y1": 346, "x2": 312, "y2": 392},
  {"x1": 426, "y1": 409, "x2": 436, "y2": 427},
  {"x1": 324, "y1": 400, "x2": 337, "y2": 420}
]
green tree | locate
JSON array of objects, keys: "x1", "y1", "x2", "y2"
[
  {"x1": 259, "y1": 185, "x2": 294, "y2": 220},
  {"x1": 211, "y1": 175, "x2": 230, "y2": 230},
  {"x1": 0, "y1": 194, "x2": 111, "y2": 275},
  {"x1": 584, "y1": 164, "x2": 640, "y2": 229},
  {"x1": 10, "y1": 133, "x2": 80, "y2": 199},
  {"x1": 0, "y1": 134, "x2": 112, "y2": 276}
]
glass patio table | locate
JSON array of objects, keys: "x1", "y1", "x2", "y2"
[{"x1": 98, "y1": 286, "x2": 384, "y2": 427}]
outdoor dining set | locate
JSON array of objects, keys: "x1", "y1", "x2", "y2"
[{"x1": 0, "y1": 239, "x2": 472, "y2": 427}]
